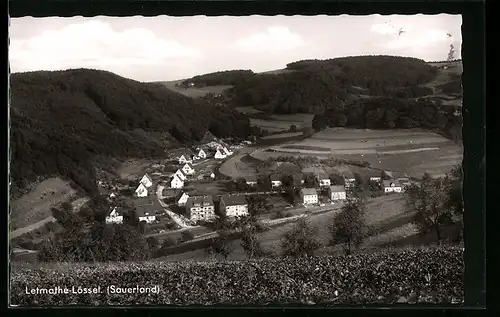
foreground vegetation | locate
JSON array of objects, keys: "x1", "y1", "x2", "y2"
[{"x1": 10, "y1": 245, "x2": 463, "y2": 305}]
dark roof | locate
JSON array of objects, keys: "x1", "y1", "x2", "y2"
[
  {"x1": 317, "y1": 173, "x2": 329, "y2": 180},
  {"x1": 221, "y1": 194, "x2": 248, "y2": 206},
  {"x1": 186, "y1": 195, "x2": 214, "y2": 208},
  {"x1": 133, "y1": 198, "x2": 162, "y2": 217},
  {"x1": 107, "y1": 207, "x2": 125, "y2": 217},
  {"x1": 269, "y1": 174, "x2": 282, "y2": 181},
  {"x1": 329, "y1": 185, "x2": 345, "y2": 193},
  {"x1": 383, "y1": 180, "x2": 401, "y2": 187},
  {"x1": 291, "y1": 173, "x2": 304, "y2": 181},
  {"x1": 176, "y1": 191, "x2": 189, "y2": 201},
  {"x1": 300, "y1": 188, "x2": 317, "y2": 196},
  {"x1": 245, "y1": 175, "x2": 258, "y2": 182}
]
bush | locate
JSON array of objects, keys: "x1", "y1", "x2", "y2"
[
  {"x1": 10, "y1": 246, "x2": 464, "y2": 305},
  {"x1": 180, "y1": 230, "x2": 195, "y2": 242}
]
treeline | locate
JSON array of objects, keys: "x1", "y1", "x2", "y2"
[
  {"x1": 180, "y1": 70, "x2": 255, "y2": 88},
  {"x1": 312, "y1": 97, "x2": 463, "y2": 141},
  {"x1": 10, "y1": 69, "x2": 252, "y2": 195},
  {"x1": 222, "y1": 56, "x2": 439, "y2": 114}
]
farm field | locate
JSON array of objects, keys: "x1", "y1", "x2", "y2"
[
  {"x1": 157, "y1": 195, "x2": 416, "y2": 262},
  {"x1": 241, "y1": 111, "x2": 313, "y2": 132},
  {"x1": 257, "y1": 128, "x2": 462, "y2": 178},
  {"x1": 158, "y1": 80, "x2": 233, "y2": 98},
  {"x1": 10, "y1": 177, "x2": 78, "y2": 230}
]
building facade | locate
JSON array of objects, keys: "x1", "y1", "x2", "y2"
[{"x1": 300, "y1": 188, "x2": 318, "y2": 204}]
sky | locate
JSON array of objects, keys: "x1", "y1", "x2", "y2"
[{"x1": 9, "y1": 14, "x2": 462, "y2": 82}]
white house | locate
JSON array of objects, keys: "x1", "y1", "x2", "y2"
[
  {"x1": 178, "y1": 154, "x2": 193, "y2": 165},
  {"x1": 140, "y1": 174, "x2": 153, "y2": 188},
  {"x1": 300, "y1": 188, "x2": 318, "y2": 205},
  {"x1": 210, "y1": 173, "x2": 215, "y2": 179},
  {"x1": 185, "y1": 195, "x2": 216, "y2": 222},
  {"x1": 176, "y1": 192, "x2": 190, "y2": 206},
  {"x1": 222, "y1": 146, "x2": 233, "y2": 156},
  {"x1": 220, "y1": 194, "x2": 248, "y2": 218},
  {"x1": 317, "y1": 174, "x2": 331, "y2": 187},
  {"x1": 383, "y1": 180, "x2": 403, "y2": 193},
  {"x1": 170, "y1": 175, "x2": 184, "y2": 189},
  {"x1": 135, "y1": 183, "x2": 148, "y2": 197},
  {"x1": 270, "y1": 174, "x2": 282, "y2": 188},
  {"x1": 174, "y1": 169, "x2": 187, "y2": 181},
  {"x1": 328, "y1": 185, "x2": 347, "y2": 201},
  {"x1": 245, "y1": 175, "x2": 258, "y2": 186},
  {"x1": 370, "y1": 176, "x2": 382, "y2": 182},
  {"x1": 181, "y1": 163, "x2": 195, "y2": 175},
  {"x1": 105, "y1": 207, "x2": 124, "y2": 224},
  {"x1": 214, "y1": 148, "x2": 227, "y2": 159},
  {"x1": 196, "y1": 148, "x2": 207, "y2": 159}
]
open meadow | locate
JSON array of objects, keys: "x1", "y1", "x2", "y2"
[
  {"x1": 257, "y1": 128, "x2": 462, "y2": 178},
  {"x1": 10, "y1": 177, "x2": 78, "y2": 230},
  {"x1": 157, "y1": 80, "x2": 233, "y2": 98}
]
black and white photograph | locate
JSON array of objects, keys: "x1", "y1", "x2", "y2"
[{"x1": 9, "y1": 13, "x2": 466, "y2": 306}]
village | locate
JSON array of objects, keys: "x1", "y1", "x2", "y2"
[{"x1": 101, "y1": 132, "x2": 415, "y2": 247}]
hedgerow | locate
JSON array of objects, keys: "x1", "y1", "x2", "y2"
[{"x1": 10, "y1": 245, "x2": 463, "y2": 306}]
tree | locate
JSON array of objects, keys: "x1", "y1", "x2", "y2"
[
  {"x1": 405, "y1": 173, "x2": 454, "y2": 241},
  {"x1": 330, "y1": 173, "x2": 345, "y2": 185},
  {"x1": 206, "y1": 230, "x2": 234, "y2": 260},
  {"x1": 180, "y1": 230, "x2": 195, "y2": 242},
  {"x1": 289, "y1": 124, "x2": 297, "y2": 132},
  {"x1": 312, "y1": 115, "x2": 327, "y2": 131},
  {"x1": 161, "y1": 237, "x2": 177, "y2": 249},
  {"x1": 240, "y1": 224, "x2": 266, "y2": 259},
  {"x1": 247, "y1": 195, "x2": 272, "y2": 218},
  {"x1": 303, "y1": 173, "x2": 319, "y2": 188},
  {"x1": 257, "y1": 175, "x2": 272, "y2": 191},
  {"x1": 329, "y1": 198, "x2": 368, "y2": 255},
  {"x1": 280, "y1": 218, "x2": 321, "y2": 257},
  {"x1": 146, "y1": 236, "x2": 160, "y2": 255}
]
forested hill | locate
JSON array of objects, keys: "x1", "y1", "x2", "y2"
[
  {"x1": 181, "y1": 56, "x2": 440, "y2": 114},
  {"x1": 10, "y1": 69, "x2": 251, "y2": 196}
]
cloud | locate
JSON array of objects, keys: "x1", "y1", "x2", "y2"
[
  {"x1": 9, "y1": 20, "x2": 201, "y2": 73},
  {"x1": 234, "y1": 26, "x2": 305, "y2": 52}
]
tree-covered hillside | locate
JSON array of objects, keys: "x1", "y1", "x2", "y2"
[
  {"x1": 10, "y1": 69, "x2": 251, "y2": 196},
  {"x1": 183, "y1": 56, "x2": 439, "y2": 114}
]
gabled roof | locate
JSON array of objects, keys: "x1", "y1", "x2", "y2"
[
  {"x1": 186, "y1": 195, "x2": 214, "y2": 208},
  {"x1": 170, "y1": 175, "x2": 184, "y2": 183},
  {"x1": 142, "y1": 173, "x2": 152, "y2": 183},
  {"x1": 135, "y1": 183, "x2": 147, "y2": 192},
  {"x1": 176, "y1": 191, "x2": 189, "y2": 201},
  {"x1": 300, "y1": 188, "x2": 317, "y2": 196},
  {"x1": 329, "y1": 185, "x2": 345, "y2": 193},
  {"x1": 270, "y1": 174, "x2": 282, "y2": 181},
  {"x1": 107, "y1": 207, "x2": 125, "y2": 217},
  {"x1": 221, "y1": 194, "x2": 247, "y2": 206},
  {"x1": 317, "y1": 173, "x2": 330, "y2": 180},
  {"x1": 183, "y1": 162, "x2": 194, "y2": 169},
  {"x1": 134, "y1": 198, "x2": 162, "y2": 218},
  {"x1": 383, "y1": 180, "x2": 401, "y2": 187}
]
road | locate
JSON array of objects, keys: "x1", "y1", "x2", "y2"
[
  {"x1": 10, "y1": 216, "x2": 56, "y2": 240},
  {"x1": 156, "y1": 184, "x2": 194, "y2": 228}
]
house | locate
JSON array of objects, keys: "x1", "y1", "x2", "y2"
[
  {"x1": 196, "y1": 148, "x2": 207, "y2": 159},
  {"x1": 173, "y1": 169, "x2": 187, "y2": 181},
  {"x1": 170, "y1": 175, "x2": 184, "y2": 189},
  {"x1": 185, "y1": 195, "x2": 216, "y2": 222},
  {"x1": 105, "y1": 207, "x2": 124, "y2": 224},
  {"x1": 135, "y1": 183, "x2": 148, "y2": 197},
  {"x1": 140, "y1": 174, "x2": 153, "y2": 188},
  {"x1": 300, "y1": 188, "x2": 318, "y2": 205},
  {"x1": 367, "y1": 171, "x2": 382, "y2": 182},
  {"x1": 270, "y1": 174, "x2": 282, "y2": 188},
  {"x1": 317, "y1": 173, "x2": 331, "y2": 187},
  {"x1": 245, "y1": 175, "x2": 258, "y2": 186},
  {"x1": 109, "y1": 192, "x2": 116, "y2": 199},
  {"x1": 344, "y1": 172, "x2": 356, "y2": 188},
  {"x1": 383, "y1": 180, "x2": 403, "y2": 193},
  {"x1": 181, "y1": 163, "x2": 195, "y2": 175},
  {"x1": 222, "y1": 146, "x2": 233, "y2": 156},
  {"x1": 176, "y1": 192, "x2": 190, "y2": 206},
  {"x1": 178, "y1": 153, "x2": 193, "y2": 165},
  {"x1": 396, "y1": 177, "x2": 412, "y2": 190},
  {"x1": 329, "y1": 185, "x2": 347, "y2": 201},
  {"x1": 220, "y1": 194, "x2": 249, "y2": 218},
  {"x1": 214, "y1": 148, "x2": 227, "y2": 159},
  {"x1": 134, "y1": 198, "x2": 161, "y2": 223}
]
